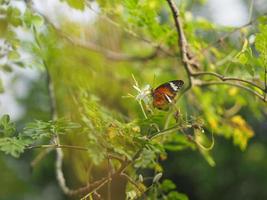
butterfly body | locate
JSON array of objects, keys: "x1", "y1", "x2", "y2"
[{"x1": 152, "y1": 80, "x2": 184, "y2": 110}]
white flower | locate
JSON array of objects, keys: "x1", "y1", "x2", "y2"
[{"x1": 134, "y1": 84, "x2": 151, "y2": 103}]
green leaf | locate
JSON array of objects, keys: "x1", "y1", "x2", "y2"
[
  {"x1": 164, "y1": 134, "x2": 195, "y2": 151},
  {"x1": 8, "y1": 50, "x2": 20, "y2": 60},
  {"x1": 65, "y1": 0, "x2": 86, "y2": 10},
  {"x1": 23, "y1": 10, "x2": 44, "y2": 27},
  {"x1": 31, "y1": 15, "x2": 44, "y2": 27},
  {"x1": 0, "y1": 137, "x2": 29, "y2": 158},
  {"x1": 255, "y1": 24, "x2": 267, "y2": 65},
  {"x1": 1, "y1": 64, "x2": 13, "y2": 72},
  {"x1": 0, "y1": 19, "x2": 8, "y2": 37},
  {"x1": 134, "y1": 147, "x2": 156, "y2": 168},
  {"x1": 167, "y1": 191, "x2": 189, "y2": 200},
  {"x1": 0, "y1": 114, "x2": 16, "y2": 137},
  {"x1": 161, "y1": 179, "x2": 176, "y2": 192},
  {"x1": 7, "y1": 7, "x2": 22, "y2": 27},
  {"x1": 258, "y1": 15, "x2": 267, "y2": 24},
  {"x1": 0, "y1": 79, "x2": 3, "y2": 93},
  {"x1": 21, "y1": 118, "x2": 80, "y2": 140}
]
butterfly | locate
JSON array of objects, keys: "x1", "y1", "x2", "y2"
[{"x1": 152, "y1": 80, "x2": 184, "y2": 110}]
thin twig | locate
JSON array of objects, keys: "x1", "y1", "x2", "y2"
[
  {"x1": 264, "y1": 66, "x2": 267, "y2": 100},
  {"x1": 81, "y1": 178, "x2": 110, "y2": 200},
  {"x1": 27, "y1": 1, "x2": 163, "y2": 63},
  {"x1": 150, "y1": 124, "x2": 192, "y2": 140},
  {"x1": 107, "y1": 154, "x2": 125, "y2": 163},
  {"x1": 107, "y1": 158, "x2": 112, "y2": 200},
  {"x1": 121, "y1": 173, "x2": 144, "y2": 194},
  {"x1": 61, "y1": 33, "x2": 161, "y2": 62},
  {"x1": 28, "y1": 144, "x2": 125, "y2": 163},
  {"x1": 192, "y1": 71, "x2": 265, "y2": 92},
  {"x1": 87, "y1": 4, "x2": 174, "y2": 56},
  {"x1": 30, "y1": 148, "x2": 53, "y2": 168},
  {"x1": 198, "y1": 81, "x2": 266, "y2": 102},
  {"x1": 27, "y1": 144, "x2": 89, "y2": 151},
  {"x1": 197, "y1": 12, "x2": 267, "y2": 58}
]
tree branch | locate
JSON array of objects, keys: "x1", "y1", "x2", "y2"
[
  {"x1": 150, "y1": 124, "x2": 192, "y2": 140},
  {"x1": 87, "y1": 3, "x2": 174, "y2": 57},
  {"x1": 28, "y1": 144, "x2": 89, "y2": 151},
  {"x1": 31, "y1": 18, "x2": 70, "y2": 196},
  {"x1": 25, "y1": 0, "x2": 267, "y2": 197},
  {"x1": 166, "y1": 0, "x2": 193, "y2": 93},
  {"x1": 121, "y1": 173, "x2": 144, "y2": 194},
  {"x1": 197, "y1": 81, "x2": 266, "y2": 102},
  {"x1": 192, "y1": 71, "x2": 265, "y2": 92},
  {"x1": 61, "y1": 33, "x2": 160, "y2": 62},
  {"x1": 26, "y1": 1, "x2": 165, "y2": 63},
  {"x1": 165, "y1": 0, "x2": 266, "y2": 103}
]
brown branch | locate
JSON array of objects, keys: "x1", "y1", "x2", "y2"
[
  {"x1": 27, "y1": 144, "x2": 89, "y2": 151},
  {"x1": 62, "y1": 33, "x2": 160, "y2": 62},
  {"x1": 197, "y1": 81, "x2": 266, "y2": 102},
  {"x1": 107, "y1": 158, "x2": 112, "y2": 200},
  {"x1": 28, "y1": 144, "x2": 125, "y2": 163},
  {"x1": 166, "y1": 0, "x2": 193, "y2": 92},
  {"x1": 107, "y1": 153, "x2": 125, "y2": 163},
  {"x1": 165, "y1": 0, "x2": 266, "y2": 103},
  {"x1": 87, "y1": 4, "x2": 174, "y2": 57},
  {"x1": 26, "y1": 120, "x2": 193, "y2": 197},
  {"x1": 70, "y1": 177, "x2": 109, "y2": 197},
  {"x1": 26, "y1": 1, "x2": 163, "y2": 63},
  {"x1": 192, "y1": 71, "x2": 265, "y2": 92},
  {"x1": 121, "y1": 173, "x2": 144, "y2": 194},
  {"x1": 25, "y1": 0, "x2": 267, "y2": 197}
]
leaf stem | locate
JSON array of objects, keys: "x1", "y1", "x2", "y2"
[{"x1": 150, "y1": 124, "x2": 192, "y2": 140}]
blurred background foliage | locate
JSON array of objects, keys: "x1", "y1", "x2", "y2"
[{"x1": 0, "y1": 0, "x2": 267, "y2": 199}]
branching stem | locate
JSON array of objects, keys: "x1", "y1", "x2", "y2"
[
  {"x1": 166, "y1": 0, "x2": 193, "y2": 93},
  {"x1": 192, "y1": 71, "x2": 265, "y2": 92}
]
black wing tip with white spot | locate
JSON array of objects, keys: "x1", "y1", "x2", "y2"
[
  {"x1": 169, "y1": 80, "x2": 184, "y2": 91},
  {"x1": 171, "y1": 80, "x2": 184, "y2": 85}
]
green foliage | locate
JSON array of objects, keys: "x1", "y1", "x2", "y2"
[
  {"x1": 146, "y1": 179, "x2": 189, "y2": 200},
  {"x1": 6, "y1": 6, "x2": 22, "y2": 27},
  {"x1": 0, "y1": 137, "x2": 29, "y2": 158},
  {"x1": 0, "y1": 79, "x2": 3, "y2": 93},
  {"x1": 0, "y1": 115, "x2": 80, "y2": 158},
  {"x1": 1, "y1": 0, "x2": 267, "y2": 199},
  {"x1": 62, "y1": 0, "x2": 86, "y2": 10},
  {"x1": 23, "y1": 9, "x2": 44, "y2": 27},
  {"x1": 255, "y1": 24, "x2": 267, "y2": 66},
  {"x1": 22, "y1": 118, "x2": 80, "y2": 140},
  {"x1": 79, "y1": 93, "x2": 146, "y2": 164},
  {"x1": 0, "y1": 115, "x2": 16, "y2": 137}
]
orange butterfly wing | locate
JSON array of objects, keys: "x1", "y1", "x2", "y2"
[{"x1": 152, "y1": 80, "x2": 184, "y2": 110}]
